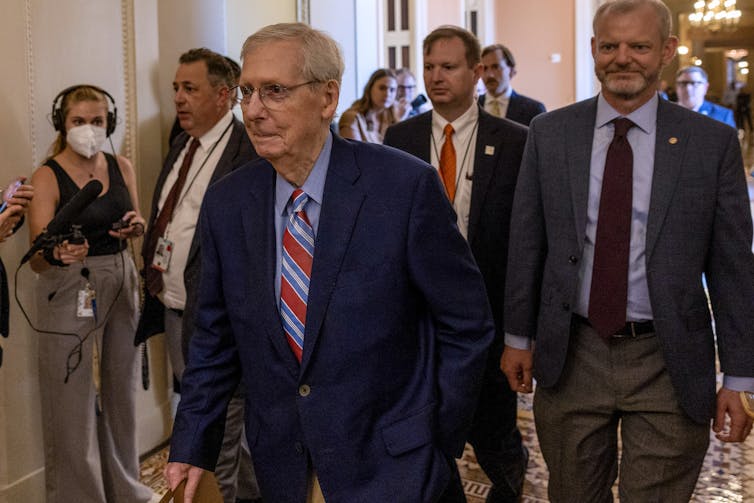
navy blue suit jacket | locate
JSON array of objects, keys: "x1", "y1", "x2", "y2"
[
  {"x1": 169, "y1": 135, "x2": 495, "y2": 502},
  {"x1": 478, "y1": 90, "x2": 546, "y2": 126},
  {"x1": 698, "y1": 100, "x2": 736, "y2": 129}
]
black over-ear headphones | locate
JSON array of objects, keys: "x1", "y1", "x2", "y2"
[{"x1": 51, "y1": 84, "x2": 118, "y2": 137}]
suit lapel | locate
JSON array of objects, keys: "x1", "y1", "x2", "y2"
[
  {"x1": 241, "y1": 164, "x2": 301, "y2": 377},
  {"x1": 467, "y1": 109, "x2": 497, "y2": 244},
  {"x1": 568, "y1": 98, "x2": 598, "y2": 250},
  {"x1": 646, "y1": 100, "x2": 686, "y2": 261},
  {"x1": 300, "y1": 137, "x2": 365, "y2": 372}
]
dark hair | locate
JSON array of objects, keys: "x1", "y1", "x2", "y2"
[
  {"x1": 179, "y1": 48, "x2": 238, "y2": 88},
  {"x1": 423, "y1": 25, "x2": 481, "y2": 68},
  {"x1": 481, "y1": 44, "x2": 516, "y2": 69},
  {"x1": 350, "y1": 68, "x2": 397, "y2": 115}
]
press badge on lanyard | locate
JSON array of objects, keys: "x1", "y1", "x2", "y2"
[
  {"x1": 151, "y1": 236, "x2": 174, "y2": 272},
  {"x1": 77, "y1": 284, "x2": 96, "y2": 318}
]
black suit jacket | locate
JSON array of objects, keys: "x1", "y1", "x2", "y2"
[
  {"x1": 384, "y1": 108, "x2": 528, "y2": 347},
  {"x1": 478, "y1": 90, "x2": 546, "y2": 126},
  {"x1": 135, "y1": 117, "x2": 257, "y2": 347}
]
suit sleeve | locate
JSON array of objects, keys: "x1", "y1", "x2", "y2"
[
  {"x1": 504, "y1": 121, "x2": 547, "y2": 339},
  {"x1": 167, "y1": 195, "x2": 243, "y2": 470},
  {"x1": 406, "y1": 168, "x2": 495, "y2": 458},
  {"x1": 704, "y1": 130, "x2": 754, "y2": 378}
]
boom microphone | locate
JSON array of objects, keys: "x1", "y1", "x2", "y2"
[{"x1": 21, "y1": 179, "x2": 103, "y2": 265}]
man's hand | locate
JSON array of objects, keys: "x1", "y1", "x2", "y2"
[
  {"x1": 500, "y1": 345, "x2": 534, "y2": 393},
  {"x1": 164, "y1": 461, "x2": 205, "y2": 503},
  {"x1": 713, "y1": 387, "x2": 754, "y2": 442}
]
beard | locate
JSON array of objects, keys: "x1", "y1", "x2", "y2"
[{"x1": 597, "y1": 65, "x2": 658, "y2": 100}]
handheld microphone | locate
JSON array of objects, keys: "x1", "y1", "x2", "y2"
[
  {"x1": 21, "y1": 179, "x2": 102, "y2": 265},
  {"x1": 411, "y1": 94, "x2": 428, "y2": 112}
]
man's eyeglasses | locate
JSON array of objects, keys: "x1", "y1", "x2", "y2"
[
  {"x1": 676, "y1": 81, "x2": 706, "y2": 87},
  {"x1": 397, "y1": 85, "x2": 417, "y2": 91},
  {"x1": 231, "y1": 81, "x2": 320, "y2": 110}
]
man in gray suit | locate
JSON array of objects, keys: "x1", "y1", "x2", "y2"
[
  {"x1": 502, "y1": 1, "x2": 754, "y2": 501},
  {"x1": 135, "y1": 48, "x2": 260, "y2": 503}
]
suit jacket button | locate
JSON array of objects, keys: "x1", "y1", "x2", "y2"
[
  {"x1": 299, "y1": 384, "x2": 311, "y2": 397},
  {"x1": 562, "y1": 302, "x2": 570, "y2": 311},
  {"x1": 569, "y1": 255, "x2": 578, "y2": 264},
  {"x1": 294, "y1": 442, "x2": 304, "y2": 454}
]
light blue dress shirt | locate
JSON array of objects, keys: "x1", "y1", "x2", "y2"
[{"x1": 274, "y1": 132, "x2": 332, "y2": 305}]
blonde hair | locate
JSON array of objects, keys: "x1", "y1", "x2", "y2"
[{"x1": 50, "y1": 86, "x2": 108, "y2": 157}]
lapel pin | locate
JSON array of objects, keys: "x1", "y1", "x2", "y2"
[
  {"x1": 668, "y1": 137, "x2": 678, "y2": 144},
  {"x1": 484, "y1": 145, "x2": 495, "y2": 156}
]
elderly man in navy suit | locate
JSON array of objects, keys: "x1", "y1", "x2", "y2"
[
  {"x1": 503, "y1": 0, "x2": 754, "y2": 501},
  {"x1": 675, "y1": 65, "x2": 736, "y2": 128},
  {"x1": 164, "y1": 23, "x2": 495, "y2": 503},
  {"x1": 478, "y1": 44, "x2": 545, "y2": 126},
  {"x1": 385, "y1": 25, "x2": 529, "y2": 503}
]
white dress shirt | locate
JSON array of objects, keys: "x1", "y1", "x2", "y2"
[{"x1": 158, "y1": 111, "x2": 234, "y2": 310}]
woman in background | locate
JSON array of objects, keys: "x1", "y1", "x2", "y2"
[
  {"x1": 339, "y1": 68, "x2": 397, "y2": 143},
  {"x1": 28, "y1": 84, "x2": 151, "y2": 503}
]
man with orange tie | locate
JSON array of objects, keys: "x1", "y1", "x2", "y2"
[{"x1": 385, "y1": 25, "x2": 530, "y2": 503}]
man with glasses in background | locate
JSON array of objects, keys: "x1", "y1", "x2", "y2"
[
  {"x1": 165, "y1": 23, "x2": 495, "y2": 503},
  {"x1": 135, "y1": 47, "x2": 260, "y2": 503},
  {"x1": 675, "y1": 65, "x2": 736, "y2": 128},
  {"x1": 393, "y1": 67, "x2": 429, "y2": 120}
]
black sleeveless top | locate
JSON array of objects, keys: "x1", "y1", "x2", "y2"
[{"x1": 46, "y1": 153, "x2": 132, "y2": 256}]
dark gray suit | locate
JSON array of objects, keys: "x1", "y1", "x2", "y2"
[
  {"x1": 505, "y1": 96, "x2": 754, "y2": 499},
  {"x1": 478, "y1": 90, "x2": 545, "y2": 126},
  {"x1": 135, "y1": 116, "x2": 259, "y2": 503},
  {"x1": 384, "y1": 108, "x2": 529, "y2": 502},
  {"x1": 136, "y1": 117, "x2": 256, "y2": 348}
]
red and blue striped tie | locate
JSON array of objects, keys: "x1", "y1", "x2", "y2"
[{"x1": 280, "y1": 189, "x2": 314, "y2": 362}]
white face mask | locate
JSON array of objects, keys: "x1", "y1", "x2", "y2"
[{"x1": 66, "y1": 124, "x2": 107, "y2": 159}]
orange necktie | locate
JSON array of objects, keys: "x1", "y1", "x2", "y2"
[{"x1": 439, "y1": 123, "x2": 456, "y2": 202}]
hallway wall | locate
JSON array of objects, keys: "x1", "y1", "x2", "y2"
[{"x1": 495, "y1": 0, "x2": 577, "y2": 111}]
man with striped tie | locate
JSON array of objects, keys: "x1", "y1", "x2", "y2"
[{"x1": 165, "y1": 23, "x2": 495, "y2": 503}]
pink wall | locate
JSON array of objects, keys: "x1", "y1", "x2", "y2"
[
  {"x1": 495, "y1": 1, "x2": 576, "y2": 111},
  {"x1": 427, "y1": 0, "x2": 464, "y2": 31}
]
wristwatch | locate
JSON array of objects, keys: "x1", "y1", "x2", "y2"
[{"x1": 740, "y1": 391, "x2": 754, "y2": 419}]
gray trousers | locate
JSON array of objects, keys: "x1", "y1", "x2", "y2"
[
  {"x1": 165, "y1": 308, "x2": 260, "y2": 502},
  {"x1": 36, "y1": 251, "x2": 152, "y2": 503},
  {"x1": 534, "y1": 321, "x2": 709, "y2": 503}
]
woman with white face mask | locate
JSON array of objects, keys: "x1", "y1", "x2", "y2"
[{"x1": 27, "y1": 85, "x2": 152, "y2": 503}]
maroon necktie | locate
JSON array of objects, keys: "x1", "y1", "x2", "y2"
[
  {"x1": 145, "y1": 138, "x2": 199, "y2": 296},
  {"x1": 588, "y1": 118, "x2": 635, "y2": 339}
]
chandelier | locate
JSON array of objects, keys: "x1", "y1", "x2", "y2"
[{"x1": 689, "y1": 0, "x2": 742, "y2": 32}]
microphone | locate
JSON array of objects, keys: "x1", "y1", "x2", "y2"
[
  {"x1": 21, "y1": 179, "x2": 102, "y2": 265},
  {"x1": 411, "y1": 94, "x2": 428, "y2": 112}
]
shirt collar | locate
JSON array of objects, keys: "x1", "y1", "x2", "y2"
[
  {"x1": 276, "y1": 132, "x2": 333, "y2": 215},
  {"x1": 193, "y1": 110, "x2": 234, "y2": 150},
  {"x1": 488, "y1": 87, "x2": 513, "y2": 101},
  {"x1": 432, "y1": 102, "x2": 479, "y2": 136},
  {"x1": 596, "y1": 92, "x2": 657, "y2": 135}
]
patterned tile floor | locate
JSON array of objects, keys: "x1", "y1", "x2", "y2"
[{"x1": 140, "y1": 390, "x2": 754, "y2": 502}]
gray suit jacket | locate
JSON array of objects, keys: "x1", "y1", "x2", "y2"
[
  {"x1": 135, "y1": 117, "x2": 257, "y2": 349},
  {"x1": 504, "y1": 96, "x2": 754, "y2": 423}
]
